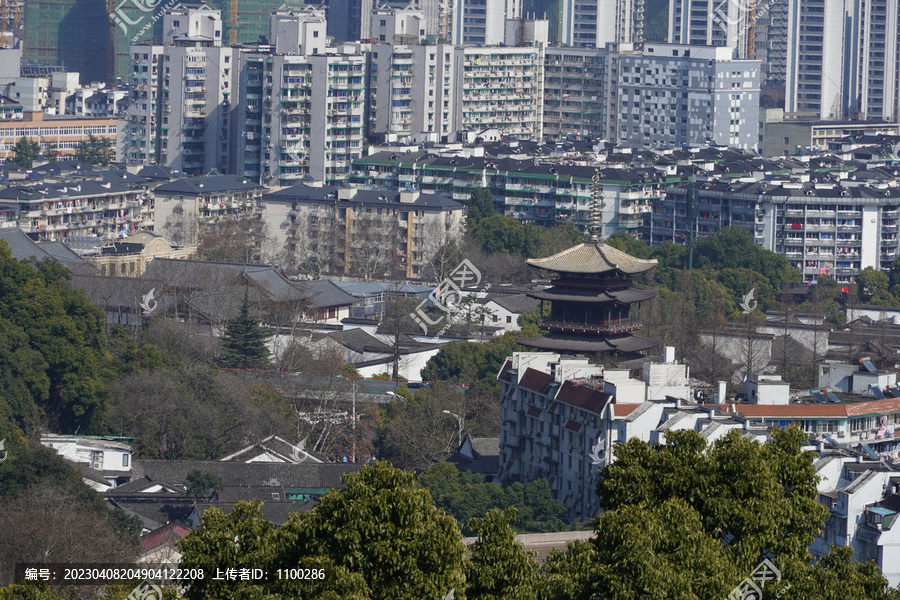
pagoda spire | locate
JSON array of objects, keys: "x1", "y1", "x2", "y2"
[{"x1": 589, "y1": 168, "x2": 604, "y2": 243}]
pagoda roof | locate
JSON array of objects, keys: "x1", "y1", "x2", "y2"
[
  {"x1": 526, "y1": 242, "x2": 658, "y2": 275},
  {"x1": 516, "y1": 333, "x2": 662, "y2": 353},
  {"x1": 530, "y1": 287, "x2": 657, "y2": 304}
]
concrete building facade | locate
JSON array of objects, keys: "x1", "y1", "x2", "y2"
[{"x1": 616, "y1": 44, "x2": 760, "y2": 151}]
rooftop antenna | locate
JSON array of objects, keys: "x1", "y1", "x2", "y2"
[{"x1": 589, "y1": 168, "x2": 604, "y2": 242}]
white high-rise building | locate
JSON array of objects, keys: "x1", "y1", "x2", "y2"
[
  {"x1": 563, "y1": 0, "x2": 644, "y2": 48},
  {"x1": 452, "y1": 0, "x2": 521, "y2": 45},
  {"x1": 125, "y1": 4, "x2": 239, "y2": 174},
  {"x1": 785, "y1": 0, "x2": 899, "y2": 121},
  {"x1": 667, "y1": 0, "x2": 753, "y2": 58},
  {"x1": 235, "y1": 50, "x2": 367, "y2": 186}
]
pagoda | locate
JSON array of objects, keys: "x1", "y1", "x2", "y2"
[{"x1": 517, "y1": 172, "x2": 661, "y2": 359}]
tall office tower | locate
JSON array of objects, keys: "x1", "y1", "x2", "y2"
[
  {"x1": 25, "y1": 0, "x2": 110, "y2": 84},
  {"x1": 452, "y1": 0, "x2": 521, "y2": 45},
  {"x1": 785, "y1": 0, "x2": 850, "y2": 119},
  {"x1": 125, "y1": 4, "x2": 239, "y2": 173},
  {"x1": 753, "y1": 0, "x2": 788, "y2": 86},
  {"x1": 667, "y1": 0, "x2": 753, "y2": 58},
  {"x1": 616, "y1": 44, "x2": 760, "y2": 150},
  {"x1": 854, "y1": 0, "x2": 900, "y2": 121},
  {"x1": 563, "y1": 0, "x2": 644, "y2": 47}
]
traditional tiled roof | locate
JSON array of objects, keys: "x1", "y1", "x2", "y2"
[
  {"x1": 526, "y1": 242, "x2": 658, "y2": 275},
  {"x1": 530, "y1": 287, "x2": 657, "y2": 304},
  {"x1": 486, "y1": 293, "x2": 541, "y2": 314},
  {"x1": 518, "y1": 333, "x2": 662, "y2": 353}
]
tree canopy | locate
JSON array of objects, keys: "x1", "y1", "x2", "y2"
[{"x1": 219, "y1": 290, "x2": 272, "y2": 370}]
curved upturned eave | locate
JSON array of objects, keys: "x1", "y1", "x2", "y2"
[{"x1": 526, "y1": 242, "x2": 658, "y2": 275}]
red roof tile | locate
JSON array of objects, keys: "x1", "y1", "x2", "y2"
[
  {"x1": 556, "y1": 380, "x2": 611, "y2": 413},
  {"x1": 565, "y1": 419, "x2": 583, "y2": 432},
  {"x1": 705, "y1": 397, "x2": 900, "y2": 419},
  {"x1": 526, "y1": 406, "x2": 543, "y2": 418},
  {"x1": 498, "y1": 359, "x2": 513, "y2": 382},
  {"x1": 519, "y1": 368, "x2": 554, "y2": 394},
  {"x1": 610, "y1": 404, "x2": 642, "y2": 418}
]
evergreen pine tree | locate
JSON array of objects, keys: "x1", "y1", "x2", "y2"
[{"x1": 220, "y1": 289, "x2": 272, "y2": 369}]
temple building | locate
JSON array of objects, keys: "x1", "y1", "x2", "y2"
[{"x1": 517, "y1": 241, "x2": 662, "y2": 361}]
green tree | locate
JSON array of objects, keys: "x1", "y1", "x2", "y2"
[
  {"x1": 588, "y1": 498, "x2": 740, "y2": 600},
  {"x1": 857, "y1": 267, "x2": 894, "y2": 305},
  {"x1": 466, "y1": 188, "x2": 496, "y2": 224},
  {"x1": 184, "y1": 469, "x2": 222, "y2": 498},
  {"x1": 220, "y1": 290, "x2": 272, "y2": 370},
  {"x1": 274, "y1": 461, "x2": 465, "y2": 600},
  {"x1": 538, "y1": 540, "x2": 596, "y2": 600},
  {"x1": 598, "y1": 427, "x2": 827, "y2": 568},
  {"x1": 418, "y1": 462, "x2": 567, "y2": 535},
  {"x1": 11, "y1": 137, "x2": 40, "y2": 169},
  {"x1": 73, "y1": 134, "x2": 115, "y2": 166},
  {"x1": 471, "y1": 214, "x2": 543, "y2": 256},
  {"x1": 465, "y1": 508, "x2": 538, "y2": 600}
]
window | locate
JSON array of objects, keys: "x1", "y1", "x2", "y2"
[
  {"x1": 122, "y1": 454, "x2": 129, "y2": 467},
  {"x1": 173, "y1": 20, "x2": 180, "y2": 27},
  {"x1": 506, "y1": 316, "x2": 512, "y2": 323}
]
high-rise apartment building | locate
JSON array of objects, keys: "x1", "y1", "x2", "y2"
[
  {"x1": 616, "y1": 43, "x2": 760, "y2": 150},
  {"x1": 753, "y1": 0, "x2": 788, "y2": 86},
  {"x1": 124, "y1": 4, "x2": 239, "y2": 174},
  {"x1": 543, "y1": 46, "x2": 615, "y2": 139},
  {"x1": 562, "y1": 0, "x2": 644, "y2": 48},
  {"x1": 785, "y1": 0, "x2": 899, "y2": 121},
  {"x1": 667, "y1": 0, "x2": 753, "y2": 58},
  {"x1": 234, "y1": 50, "x2": 368, "y2": 186},
  {"x1": 370, "y1": 43, "x2": 544, "y2": 143},
  {"x1": 452, "y1": 0, "x2": 521, "y2": 45},
  {"x1": 854, "y1": 0, "x2": 900, "y2": 122}
]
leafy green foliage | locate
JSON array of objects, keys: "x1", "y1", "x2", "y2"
[
  {"x1": 185, "y1": 469, "x2": 222, "y2": 498},
  {"x1": 274, "y1": 461, "x2": 466, "y2": 600},
  {"x1": 220, "y1": 290, "x2": 272, "y2": 370},
  {"x1": 73, "y1": 134, "x2": 115, "y2": 166},
  {"x1": 0, "y1": 242, "x2": 110, "y2": 434},
  {"x1": 11, "y1": 138, "x2": 40, "y2": 169},
  {"x1": 466, "y1": 188, "x2": 497, "y2": 224},
  {"x1": 471, "y1": 214, "x2": 544, "y2": 256},
  {"x1": 857, "y1": 267, "x2": 895, "y2": 305},
  {"x1": 538, "y1": 540, "x2": 596, "y2": 600},
  {"x1": 465, "y1": 507, "x2": 538, "y2": 600},
  {"x1": 418, "y1": 462, "x2": 567, "y2": 535},
  {"x1": 421, "y1": 322, "x2": 541, "y2": 387},
  {"x1": 598, "y1": 428, "x2": 826, "y2": 567}
]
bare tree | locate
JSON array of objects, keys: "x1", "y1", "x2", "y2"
[
  {"x1": 348, "y1": 210, "x2": 396, "y2": 281},
  {"x1": 197, "y1": 216, "x2": 274, "y2": 264},
  {"x1": 281, "y1": 212, "x2": 336, "y2": 279}
]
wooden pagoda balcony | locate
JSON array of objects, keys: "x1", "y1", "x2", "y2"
[{"x1": 539, "y1": 317, "x2": 642, "y2": 335}]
